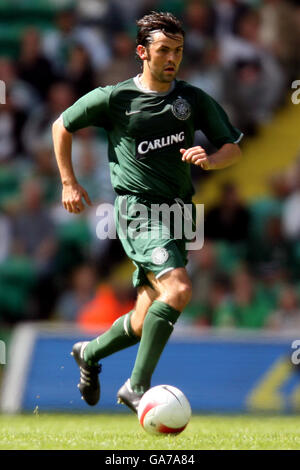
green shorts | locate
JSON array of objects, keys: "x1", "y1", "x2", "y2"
[{"x1": 114, "y1": 194, "x2": 196, "y2": 288}]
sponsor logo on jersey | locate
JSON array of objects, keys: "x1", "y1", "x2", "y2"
[
  {"x1": 137, "y1": 131, "x2": 185, "y2": 156},
  {"x1": 171, "y1": 96, "x2": 191, "y2": 121},
  {"x1": 151, "y1": 247, "x2": 169, "y2": 265}
]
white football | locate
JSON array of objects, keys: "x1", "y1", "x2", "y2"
[{"x1": 137, "y1": 385, "x2": 191, "y2": 435}]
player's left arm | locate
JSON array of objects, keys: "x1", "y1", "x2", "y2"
[
  {"x1": 180, "y1": 143, "x2": 241, "y2": 170},
  {"x1": 186, "y1": 88, "x2": 243, "y2": 170}
]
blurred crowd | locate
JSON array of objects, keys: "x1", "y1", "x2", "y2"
[
  {"x1": 186, "y1": 169, "x2": 300, "y2": 330},
  {"x1": 0, "y1": 0, "x2": 300, "y2": 330}
]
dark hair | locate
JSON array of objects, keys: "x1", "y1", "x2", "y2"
[{"x1": 136, "y1": 11, "x2": 185, "y2": 47}]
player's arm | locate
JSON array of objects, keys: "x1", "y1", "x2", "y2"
[
  {"x1": 52, "y1": 115, "x2": 92, "y2": 214},
  {"x1": 180, "y1": 143, "x2": 241, "y2": 170},
  {"x1": 186, "y1": 88, "x2": 243, "y2": 170}
]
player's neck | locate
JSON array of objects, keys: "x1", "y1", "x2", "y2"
[{"x1": 139, "y1": 72, "x2": 173, "y2": 93}]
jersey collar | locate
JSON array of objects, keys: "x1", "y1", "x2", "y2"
[{"x1": 133, "y1": 75, "x2": 176, "y2": 96}]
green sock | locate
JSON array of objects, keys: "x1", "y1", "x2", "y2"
[
  {"x1": 130, "y1": 300, "x2": 180, "y2": 394},
  {"x1": 83, "y1": 311, "x2": 140, "y2": 365}
]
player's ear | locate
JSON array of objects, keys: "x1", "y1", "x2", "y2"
[{"x1": 136, "y1": 45, "x2": 148, "y2": 61}]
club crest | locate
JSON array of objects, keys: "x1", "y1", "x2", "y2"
[
  {"x1": 171, "y1": 96, "x2": 191, "y2": 121},
  {"x1": 151, "y1": 247, "x2": 169, "y2": 265}
]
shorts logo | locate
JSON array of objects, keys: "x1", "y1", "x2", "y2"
[
  {"x1": 171, "y1": 96, "x2": 191, "y2": 121},
  {"x1": 151, "y1": 247, "x2": 169, "y2": 265}
]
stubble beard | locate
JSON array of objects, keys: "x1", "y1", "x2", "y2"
[
  {"x1": 146, "y1": 50, "x2": 178, "y2": 84},
  {"x1": 151, "y1": 65, "x2": 178, "y2": 84}
]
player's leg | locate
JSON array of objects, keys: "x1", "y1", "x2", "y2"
[
  {"x1": 72, "y1": 284, "x2": 156, "y2": 405},
  {"x1": 129, "y1": 267, "x2": 192, "y2": 395},
  {"x1": 147, "y1": 267, "x2": 192, "y2": 311},
  {"x1": 83, "y1": 284, "x2": 157, "y2": 363},
  {"x1": 118, "y1": 267, "x2": 192, "y2": 413},
  {"x1": 116, "y1": 194, "x2": 193, "y2": 411},
  {"x1": 115, "y1": 284, "x2": 160, "y2": 412},
  {"x1": 130, "y1": 284, "x2": 158, "y2": 336}
]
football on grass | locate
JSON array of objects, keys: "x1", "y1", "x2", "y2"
[{"x1": 137, "y1": 385, "x2": 191, "y2": 435}]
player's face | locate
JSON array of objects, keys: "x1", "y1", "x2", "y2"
[{"x1": 143, "y1": 32, "x2": 184, "y2": 83}]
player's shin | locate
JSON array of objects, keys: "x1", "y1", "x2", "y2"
[
  {"x1": 83, "y1": 310, "x2": 140, "y2": 365},
  {"x1": 129, "y1": 300, "x2": 180, "y2": 394}
]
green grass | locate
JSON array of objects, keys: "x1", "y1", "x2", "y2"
[{"x1": 1, "y1": 414, "x2": 300, "y2": 450}]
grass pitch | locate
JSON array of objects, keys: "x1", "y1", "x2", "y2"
[{"x1": 1, "y1": 413, "x2": 300, "y2": 450}]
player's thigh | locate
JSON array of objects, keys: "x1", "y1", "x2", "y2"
[{"x1": 131, "y1": 284, "x2": 158, "y2": 336}]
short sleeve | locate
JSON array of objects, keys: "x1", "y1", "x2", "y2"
[
  {"x1": 62, "y1": 86, "x2": 114, "y2": 133},
  {"x1": 194, "y1": 89, "x2": 243, "y2": 149}
]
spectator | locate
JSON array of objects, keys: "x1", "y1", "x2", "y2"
[
  {"x1": 0, "y1": 91, "x2": 28, "y2": 161},
  {"x1": 220, "y1": 9, "x2": 285, "y2": 132},
  {"x1": 56, "y1": 264, "x2": 98, "y2": 322},
  {"x1": 64, "y1": 45, "x2": 95, "y2": 98},
  {"x1": 184, "y1": 242, "x2": 232, "y2": 326},
  {"x1": 185, "y1": 41, "x2": 225, "y2": 103},
  {"x1": 191, "y1": 272, "x2": 232, "y2": 327},
  {"x1": 17, "y1": 28, "x2": 56, "y2": 100},
  {"x1": 259, "y1": 0, "x2": 299, "y2": 80},
  {"x1": 71, "y1": 127, "x2": 114, "y2": 204},
  {"x1": 282, "y1": 161, "x2": 300, "y2": 240},
  {"x1": 42, "y1": 8, "x2": 111, "y2": 73},
  {"x1": 223, "y1": 57, "x2": 272, "y2": 135},
  {"x1": 116, "y1": 0, "x2": 141, "y2": 24},
  {"x1": 0, "y1": 57, "x2": 39, "y2": 113},
  {"x1": 0, "y1": 210, "x2": 11, "y2": 262},
  {"x1": 213, "y1": 267, "x2": 274, "y2": 328},
  {"x1": 77, "y1": 280, "x2": 135, "y2": 330},
  {"x1": 247, "y1": 215, "x2": 291, "y2": 281},
  {"x1": 11, "y1": 178, "x2": 58, "y2": 318},
  {"x1": 183, "y1": 0, "x2": 215, "y2": 62},
  {"x1": 267, "y1": 285, "x2": 300, "y2": 331},
  {"x1": 213, "y1": 0, "x2": 250, "y2": 40},
  {"x1": 205, "y1": 182, "x2": 250, "y2": 244},
  {"x1": 100, "y1": 32, "x2": 139, "y2": 86},
  {"x1": 11, "y1": 178, "x2": 57, "y2": 271},
  {"x1": 22, "y1": 81, "x2": 75, "y2": 156},
  {"x1": 31, "y1": 141, "x2": 61, "y2": 205},
  {"x1": 248, "y1": 172, "x2": 288, "y2": 243},
  {"x1": 188, "y1": 241, "x2": 219, "y2": 305}
]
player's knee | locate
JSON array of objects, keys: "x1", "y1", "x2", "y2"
[
  {"x1": 165, "y1": 280, "x2": 192, "y2": 311},
  {"x1": 176, "y1": 281, "x2": 192, "y2": 309}
]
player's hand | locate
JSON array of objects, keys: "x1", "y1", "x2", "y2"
[
  {"x1": 62, "y1": 182, "x2": 92, "y2": 214},
  {"x1": 180, "y1": 147, "x2": 210, "y2": 170}
]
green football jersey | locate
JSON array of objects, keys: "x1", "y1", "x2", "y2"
[{"x1": 62, "y1": 76, "x2": 243, "y2": 201}]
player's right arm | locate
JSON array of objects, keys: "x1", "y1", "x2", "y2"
[
  {"x1": 52, "y1": 115, "x2": 92, "y2": 214},
  {"x1": 52, "y1": 86, "x2": 112, "y2": 213}
]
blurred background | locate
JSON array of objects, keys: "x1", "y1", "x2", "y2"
[{"x1": 0, "y1": 0, "x2": 300, "y2": 415}]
